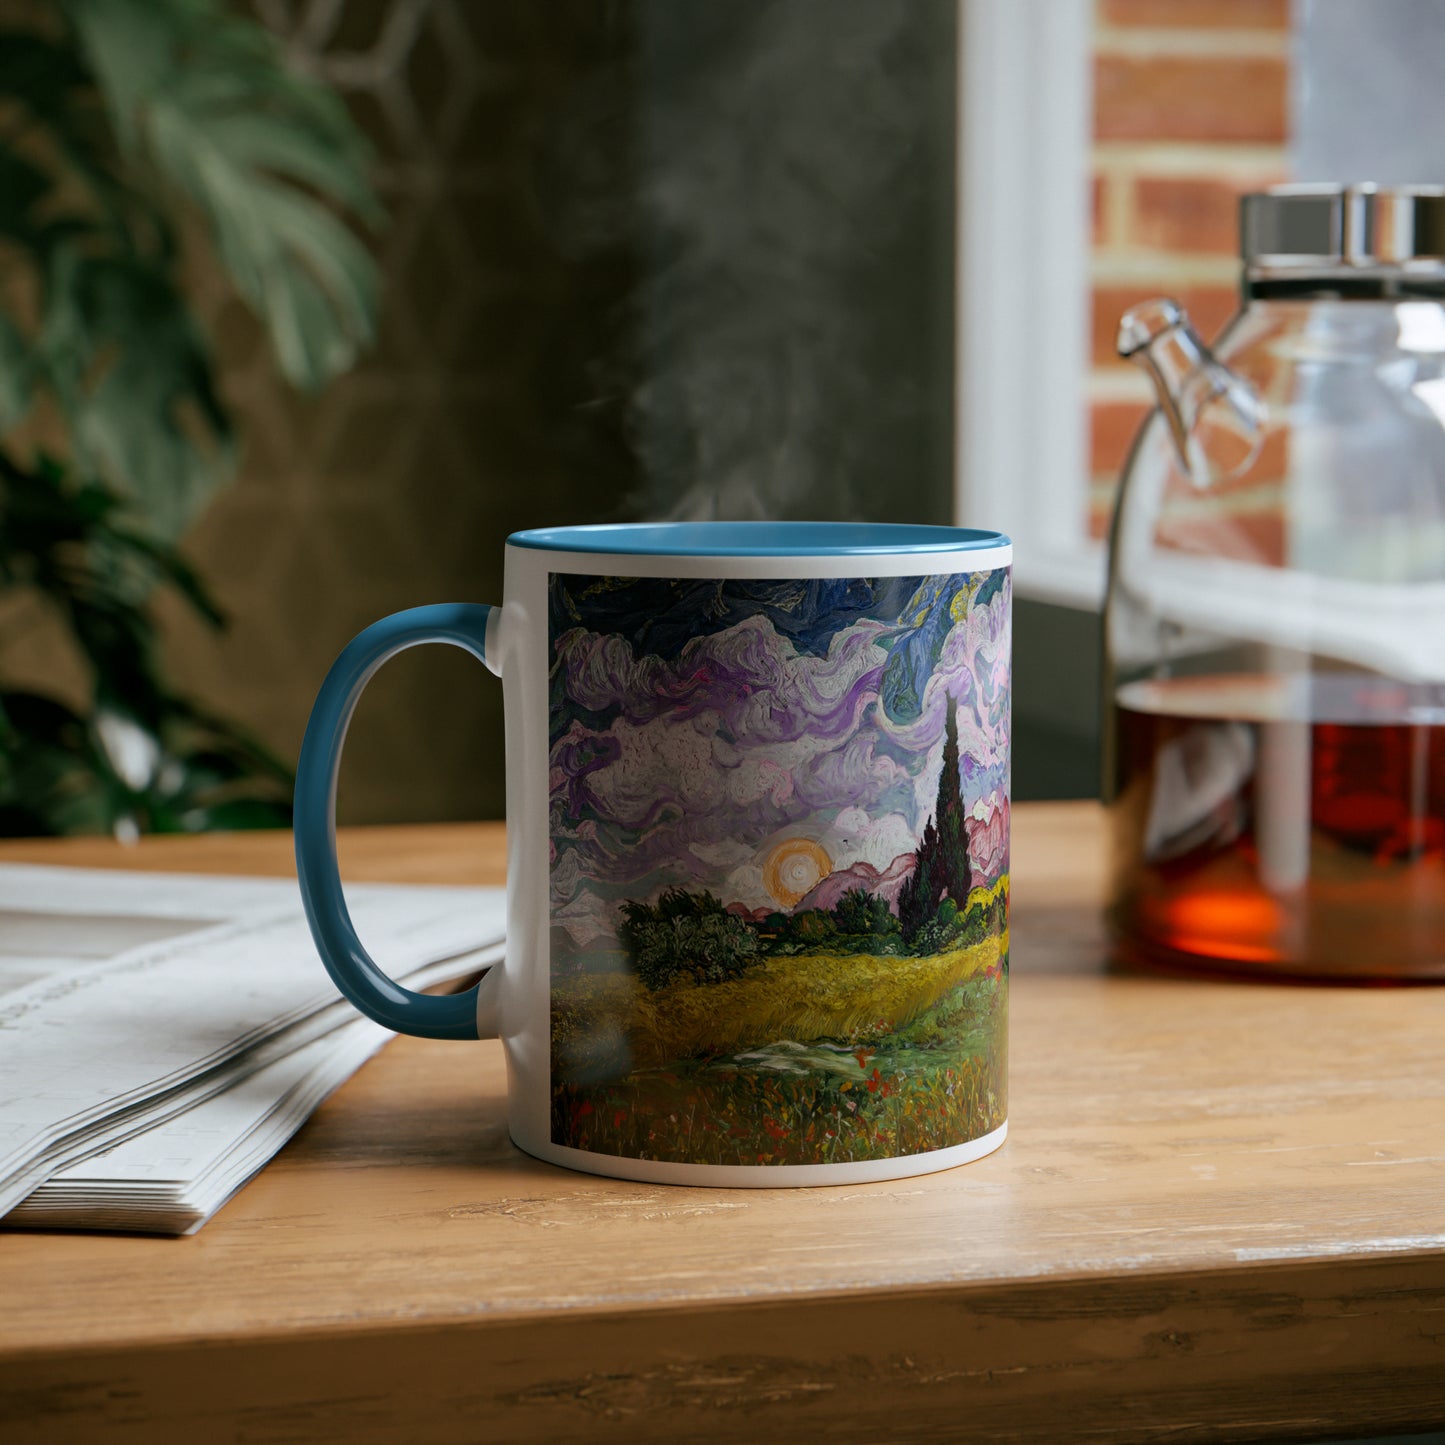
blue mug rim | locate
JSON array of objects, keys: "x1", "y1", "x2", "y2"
[{"x1": 506, "y1": 521, "x2": 1011, "y2": 558}]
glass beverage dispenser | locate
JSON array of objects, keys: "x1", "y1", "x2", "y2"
[{"x1": 1106, "y1": 185, "x2": 1445, "y2": 980}]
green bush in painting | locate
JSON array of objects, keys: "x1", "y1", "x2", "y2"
[
  {"x1": 773, "y1": 907, "x2": 839, "y2": 951},
  {"x1": 833, "y1": 887, "x2": 902, "y2": 943},
  {"x1": 959, "y1": 897, "x2": 998, "y2": 947},
  {"x1": 618, "y1": 888, "x2": 761, "y2": 991},
  {"x1": 910, "y1": 892, "x2": 1003, "y2": 957}
]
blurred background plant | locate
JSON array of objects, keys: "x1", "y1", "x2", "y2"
[{"x1": 0, "y1": 0, "x2": 379, "y2": 836}]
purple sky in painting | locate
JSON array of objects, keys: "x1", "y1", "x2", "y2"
[{"x1": 549, "y1": 571, "x2": 1010, "y2": 946}]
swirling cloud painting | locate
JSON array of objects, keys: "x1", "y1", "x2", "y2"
[{"x1": 547, "y1": 569, "x2": 1011, "y2": 1166}]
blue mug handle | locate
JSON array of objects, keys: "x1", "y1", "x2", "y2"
[{"x1": 294, "y1": 603, "x2": 497, "y2": 1041}]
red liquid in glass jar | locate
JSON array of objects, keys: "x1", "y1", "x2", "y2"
[{"x1": 1110, "y1": 674, "x2": 1445, "y2": 979}]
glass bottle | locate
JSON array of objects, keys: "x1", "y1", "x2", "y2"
[{"x1": 1105, "y1": 184, "x2": 1445, "y2": 980}]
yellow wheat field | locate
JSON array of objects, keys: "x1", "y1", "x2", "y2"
[{"x1": 553, "y1": 926, "x2": 1008, "y2": 1070}]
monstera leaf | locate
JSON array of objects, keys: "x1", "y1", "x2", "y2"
[
  {"x1": 67, "y1": 0, "x2": 381, "y2": 392},
  {"x1": 40, "y1": 247, "x2": 235, "y2": 539},
  {"x1": 0, "y1": 0, "x2": 380, "y2": 534}
]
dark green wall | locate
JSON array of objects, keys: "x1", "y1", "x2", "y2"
[{"x1": 1012, "y1": 598, "x2": 1101, "y2": 802}]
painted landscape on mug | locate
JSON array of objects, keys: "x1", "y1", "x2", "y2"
[{"x1": 548, "y1": 569, "x2": 1010, "y2": 1165}]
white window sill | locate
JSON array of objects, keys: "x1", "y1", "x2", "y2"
[{"x1": 1012, "y1": 541, "x2": 1107, "y2": 612}]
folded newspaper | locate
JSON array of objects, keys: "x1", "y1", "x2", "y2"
[{"x1": 0, "y1": 864, "x2": 505, "y2": 1235}]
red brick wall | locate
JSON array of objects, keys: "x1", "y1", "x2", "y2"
[{"x1": 1087, "y1": 0, "x2": 1290, "y2": 538}]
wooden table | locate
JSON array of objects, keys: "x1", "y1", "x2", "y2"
[{"x1": 2, "y1": 803, "x2": 1443, "y2": 1443}]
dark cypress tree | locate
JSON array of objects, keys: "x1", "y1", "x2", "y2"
[
  {"x1": 899, "y1": 694, "x2": 974, "y2": 944},
  {"x1": 897, "y1": 815, "x2": 938, "y2": 940},
  {"x1": 936, "y1": 695, "x2": 971, "y2": 906}
]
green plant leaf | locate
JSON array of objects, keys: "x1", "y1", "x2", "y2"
[
  {"x1": 0, "y1": 33, "x2": 91, "y2": 122},
  {"x1": 106, "y1": 524, "x2": 224, "y2": 627},
  {"x1": 0, "y1": 451, "x2": 222, "y2": 737},
  {"x1": 0, "y1": 314, "x2": 32, "y2": 428},
  {"x1": 0, "y1": 148, "x2": 52, "y2": 244},
  {"x1": 0, "y1": 690, "x2": 118, "y2": 835},
  {"x1": 36, "y1": 246, "x2": 234, "y2": 536},
  {"x1": 0, "y1": 26, "x2": 160, "y2": 257},
  {"x1": 65, "y1": 0, "x2": 382, "y2": 391}
]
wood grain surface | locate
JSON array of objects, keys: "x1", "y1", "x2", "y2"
[{"x1": 2, "y1": 804, "x2": 1443, "y2": 1443}]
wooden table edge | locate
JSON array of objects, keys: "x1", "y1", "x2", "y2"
[{"x1": 5, "y1": 1252, "x2": 1444, "y2": 1441}]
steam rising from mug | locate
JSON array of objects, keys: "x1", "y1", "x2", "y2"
[{"x1": 532, "y1": 0, "x2": 953, "y2": 522}]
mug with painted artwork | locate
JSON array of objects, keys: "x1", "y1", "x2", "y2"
[{"x1": 294, "y1": 522, "x2": 1012, "y2": 1185}]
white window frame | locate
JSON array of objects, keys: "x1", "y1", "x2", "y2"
[{"x1": 955, "y1": 0, "x2": 1104, "y2": 610}]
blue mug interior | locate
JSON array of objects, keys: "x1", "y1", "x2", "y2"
[{"x1": 507, "y1": 521, "x2": 1011, "y2": 556}]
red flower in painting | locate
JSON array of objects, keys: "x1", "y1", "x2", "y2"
[
  {"x1": 575, "y1": 1099, "x2": 594, "y2": 1118},
  {"x1": 866, "y1": 1068, "x2": 882, "y2": 1094},
  {"x1": 762, "y1": 1117, "x2": 788, "y2": 1141}
]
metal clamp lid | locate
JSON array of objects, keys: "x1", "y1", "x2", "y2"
[{"x1": 1241, "y1": 184, "x2": 1445, "y2": 270}]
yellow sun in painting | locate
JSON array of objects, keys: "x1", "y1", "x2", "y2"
[{"x1": 762, "y1": 837, "x2": 833, "y2": 908}]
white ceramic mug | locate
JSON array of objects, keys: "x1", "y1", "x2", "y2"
[{"x1": 295, "y1": 521, "x2": 1012, "y2": 1186}]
